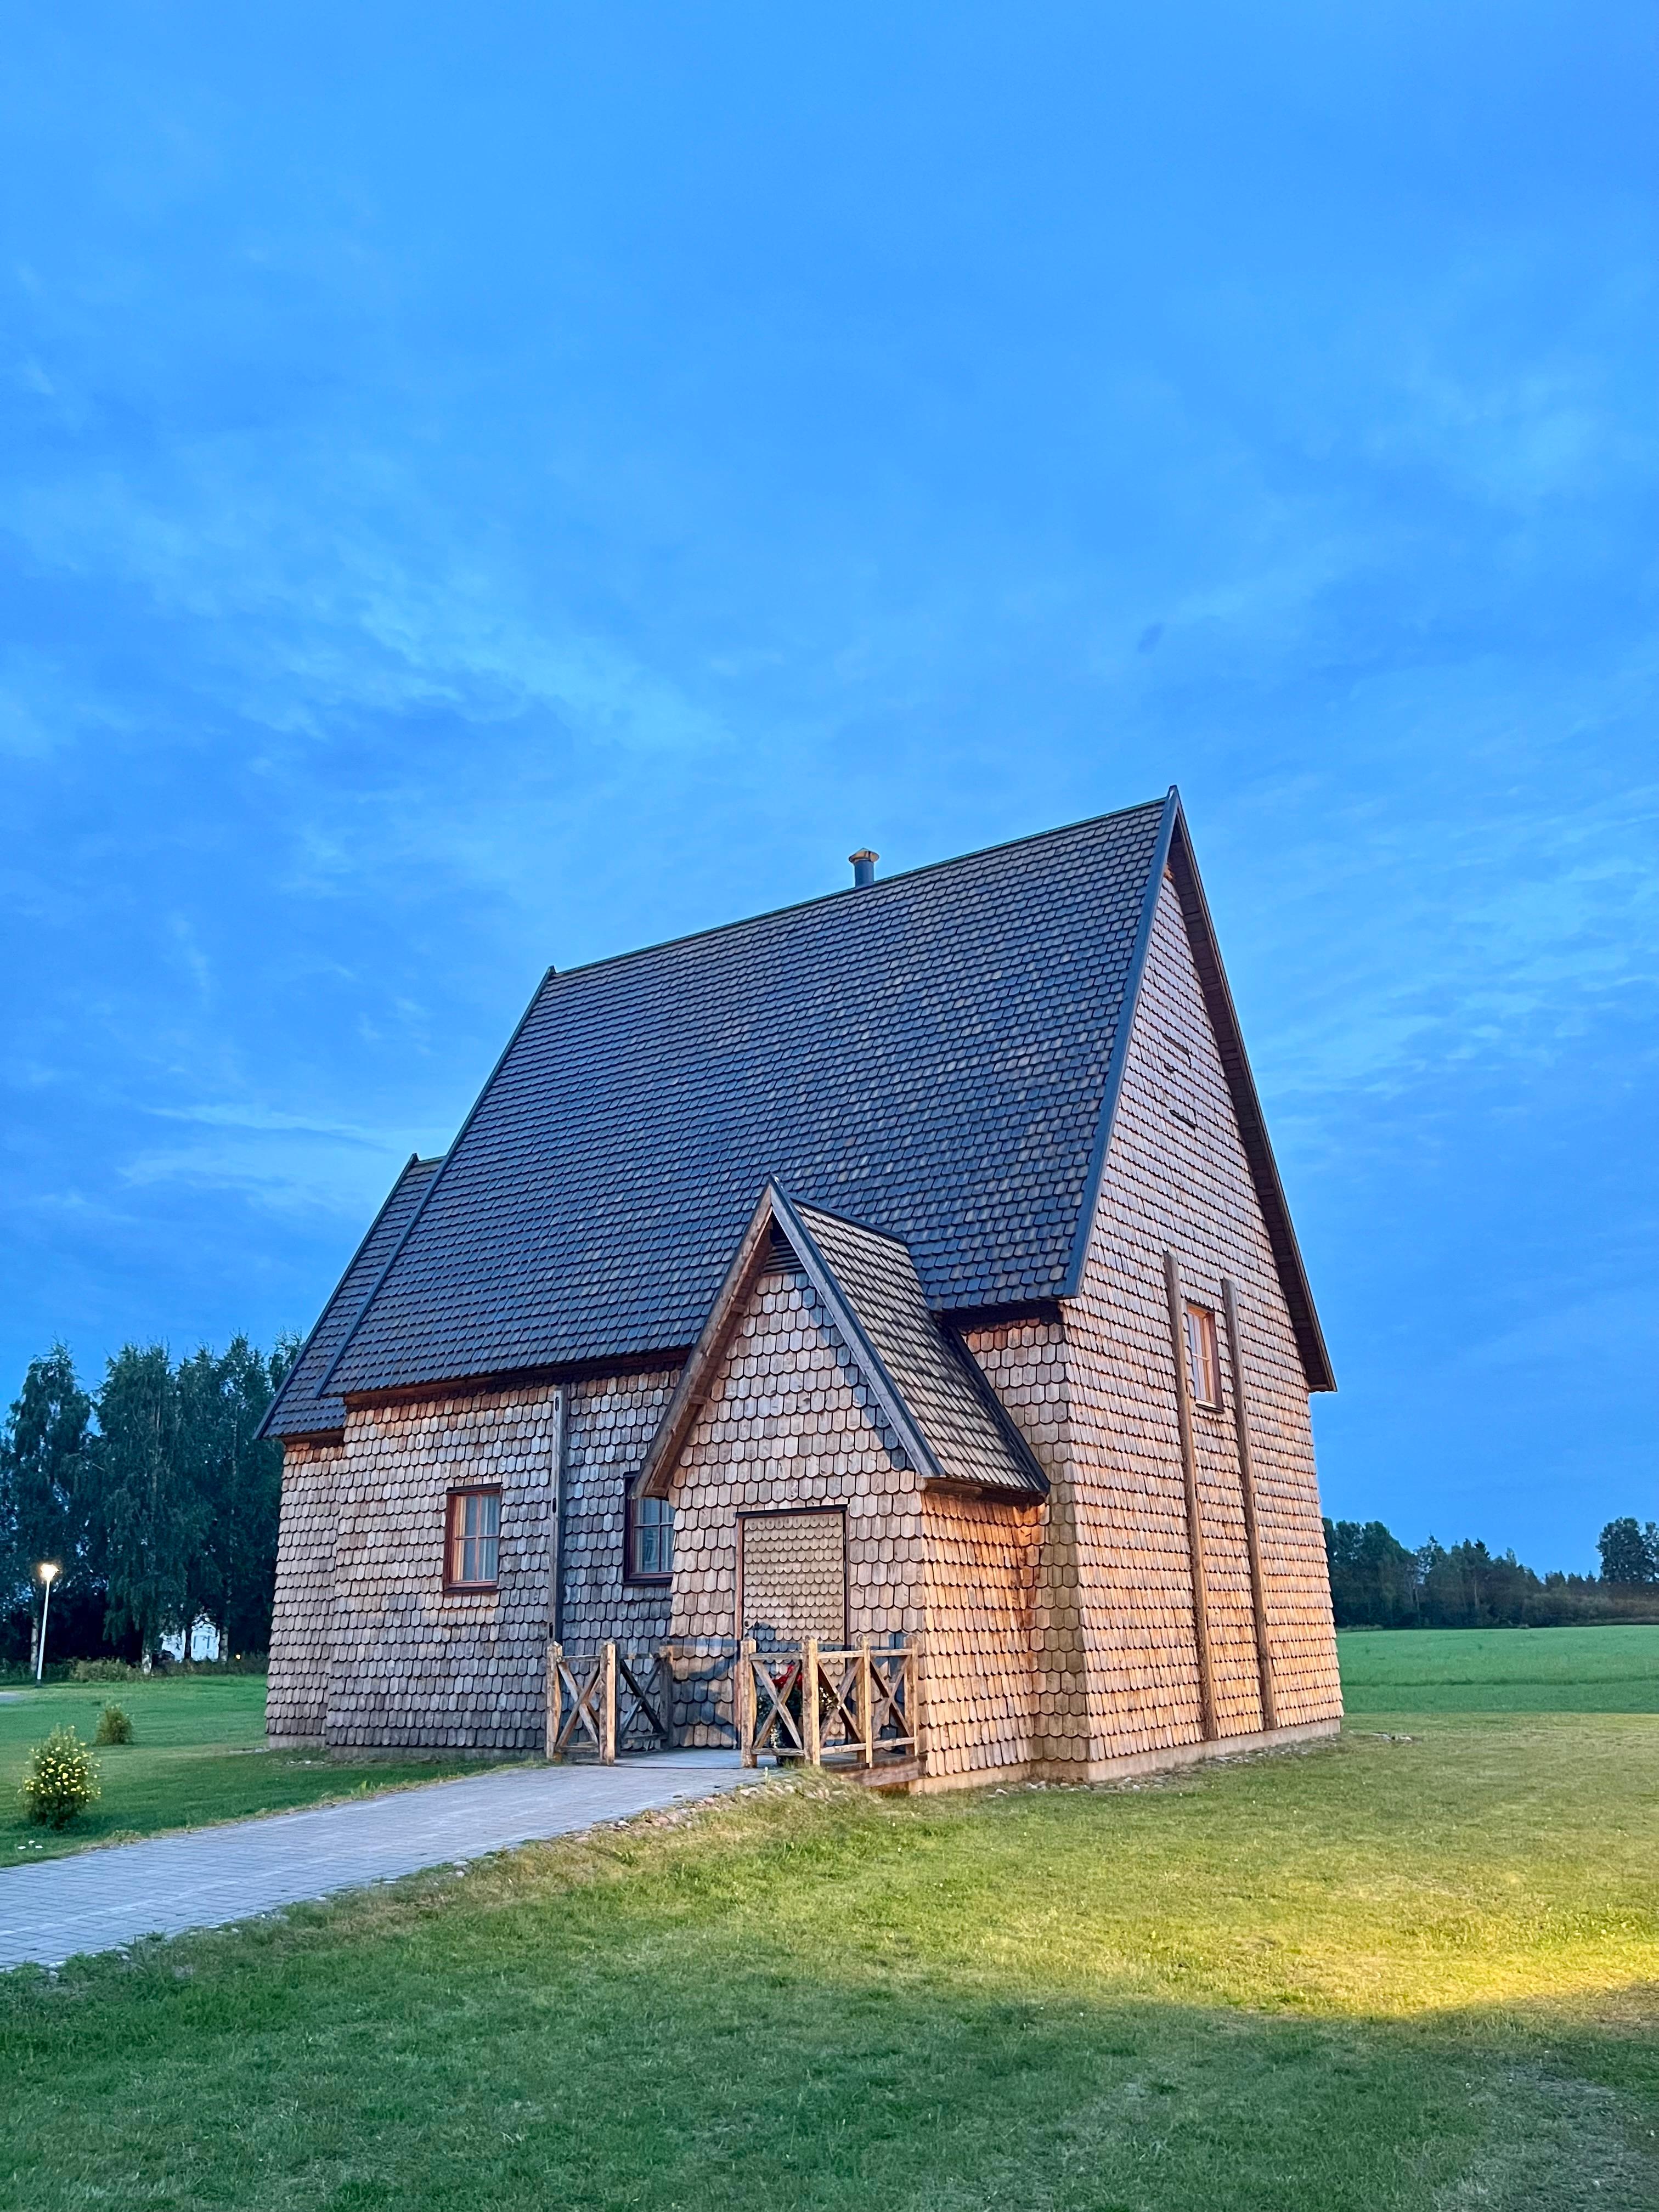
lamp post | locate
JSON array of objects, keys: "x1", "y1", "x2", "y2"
[{"x1": 35, "y1": 1562, "x2": 60, "y2": 1685}]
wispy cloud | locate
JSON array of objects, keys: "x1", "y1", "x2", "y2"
[
  {"x1": 145, "y1": 1101, "x2": 399, "y2": 1142},
  {"x1": 120, "y1": 1126, "x2": 431, "y2": 1220},
  {"x1": 9, "y1": 445, "x2": 733, "y2": 762}
]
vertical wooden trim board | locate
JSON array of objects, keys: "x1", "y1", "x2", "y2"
[
  {"x1": 1163, "y1": 1249, "x2": 1218, "y2": 1740},
  {"x1": 548, "y1": 1384, "x2": 568, "y2": 1644},
  {"x1": 1222, "y1": 1277, "x2": 1278, "y2": 1732}
]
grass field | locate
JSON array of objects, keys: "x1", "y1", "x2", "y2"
[
  {"x1": 3, "y1": 1629, "x2": 1658, "y2": 2209},
  {"x1": 1, "y1": 1678, "x2": 503, "y2": 1862},
  {"x1": 1340, "y1": 1623, "x2": 1659, "y2": 1710}
]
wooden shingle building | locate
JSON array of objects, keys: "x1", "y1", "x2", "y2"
[{"x1": 262, "y1": 792, "x2": 1342, "y2": 1786}]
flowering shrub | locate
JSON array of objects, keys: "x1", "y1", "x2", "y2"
[
  {"x1": 19, "y1": 1726, "x2": 100, "y2": 1828},
  {"x1": 72, "y1": 1659, "x2": 139, "y2": 1684},
  {"x1": 94, "y1": 1702, "x2": 134, "y2": 1745}
]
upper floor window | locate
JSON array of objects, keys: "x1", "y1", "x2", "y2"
[
  {"x1": 446, "y1": 1486, "x2": 501, "y2": 1590},
  {"x1": 627, "y1": 1490, "x2": 674, "y2": 1583},
  {"x1": 1183, "y1": 1302, "x2": 1220, "y2": 1408}
]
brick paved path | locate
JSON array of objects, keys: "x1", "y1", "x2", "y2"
[{"x1": 0, "y1": 1750, "x2": 750, "y2": 1971}]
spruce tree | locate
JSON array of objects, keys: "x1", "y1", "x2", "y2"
[
  {"x1": 1, "y1": 1346, "x2": 92, "y2": 1612},
  {"x1": 90, "y1": 1346, "x2": 195, "y2": 1657}
]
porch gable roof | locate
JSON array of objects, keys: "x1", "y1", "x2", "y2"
[{"x1": 637, "y1": 1184, "x2": 1048, "y2": 1503}]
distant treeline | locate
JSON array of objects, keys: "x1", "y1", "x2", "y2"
[
  {"x1": 1324, "y1": 1516, "x2": 1659, "y2": 1630},
  {"x1": 10, "y1": 1332, "x2": 1655, "y2": 1654},
  {"x1": 1, "y1": 1339, "x2": 295, "y2": 1668}
]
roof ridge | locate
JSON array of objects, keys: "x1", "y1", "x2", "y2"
[
  {"x1": 541, "y1": 792, "x2": 1173, "y2": 990},
  {"x1": 1060, "y1": 789, "x2": 1179, "y2": 1294}
]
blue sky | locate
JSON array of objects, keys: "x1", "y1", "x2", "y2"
[{"x1": 2, "y1": 5, "x2": 1654, "y2": 1568}]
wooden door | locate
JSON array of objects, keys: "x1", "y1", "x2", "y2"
[{"x1": 738, "y1": 1508, "x2": 847, "y2": 1646}]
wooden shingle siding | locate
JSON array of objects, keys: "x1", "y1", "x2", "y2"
[
  {"x1": 264, "y1": 1437, "x2": 343, "y2": 1744},
  {"x1": 662, "y1": 1271, "x2": 1046, "y2": 1774},
  {"x1": 919, "y1": 1491, "x2": 1042, "y2": 1781},
  {"x1": 320, "y1": 1385, "x2": 559, "y2": 1754},
  {"x1": 558, "y1": 1369, "x2": 680, "y2": 1655},
  {"x1": 668, "y1": 1266, "x2": 926, "y2": 1637},
  {"x1": 960, "y1": 1317, "x2": 1070, "y2": 1481},
  {"x1": 1058, "y1": 876, "x2": 1340, "y2": 1768},
  {"x1": 667, "y1": 1264, "x2": 929, "y2": 1741}
]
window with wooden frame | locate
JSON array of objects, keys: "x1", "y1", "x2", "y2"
[
  {"x1": 625, "y1": 1488, "x2": 674, "y2": 1583},
  {"x1": 1183, "y1": 1301, "x2": 1221, "y2": 1408},
  {"x1": 444, "y1": 1486, "x2": 501, "y2": 1590}
]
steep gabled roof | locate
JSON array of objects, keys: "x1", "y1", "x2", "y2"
[
  {"x1": 638, "y1": 1186, "x2": 1047, "y2": 1502},
  {"x1": 263, "y1": 1154, "x2": 443, "y2": 1440},
  {"x1": 266, "y1": 789, "x2": 1332, "y2": 1436},
  {"x1": 312, "y1": 797, "x2": 1170, "y2": 1402}
]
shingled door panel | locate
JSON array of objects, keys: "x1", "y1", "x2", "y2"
[{"x1": 739, "y1": 1509, "x2": 847, "y2": 1645}]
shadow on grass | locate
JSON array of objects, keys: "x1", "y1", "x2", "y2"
[{"x1": 3, "y1": 1786, "x2": 1657, "y2": 2212}]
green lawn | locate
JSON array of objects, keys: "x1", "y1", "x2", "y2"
[
  {"x1": 2, "y1": 1677, "x2": 505, "y2": 1862},
  {"x1": 3, "y1": 1633, "x2": 1658, "y2": 2209},
  {"x1": 1340, "y1": 1622, "x2": 1659, "y2": 1709}
]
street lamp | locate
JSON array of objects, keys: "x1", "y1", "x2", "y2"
[{"x1": 35, "y1": 1562, "x2": 60, "y2": 1685}]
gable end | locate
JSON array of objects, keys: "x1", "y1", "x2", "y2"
[{"x1": 1061, "y1": 793, "x2": 1334, "y2": 1393}]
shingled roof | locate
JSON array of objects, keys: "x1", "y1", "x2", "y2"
[
  {"x1": 264, "y1": 790, "x2": 1331, "y2": 1440},
  {"x1": 637, "y1": 1187, "x2": 1048, "y2": 1502},
  {"x1": 268, "y1": 1153, "x2": 442, "y2": 1438}
]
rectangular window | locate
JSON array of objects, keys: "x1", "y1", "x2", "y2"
[
  {"x1": 627, "y1": 1490, "x2": 674, "y2": 1582},
  {"x1": 1183, "y1": 1302, "x2": 1221, "y2": 1408},
  {"x1": 445, "y1": 1487, "x2": 501, "y2": 1589}
]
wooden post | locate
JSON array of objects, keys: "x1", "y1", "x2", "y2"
[
  {"x1": 905, "y1": 1634, "x2": 924, "y2": 1768},
  {"x1": 738, "y1": 1638, "x2": 757, "y2": 1765},
  {"x1": 601, "y1": 1641, "x2": 618, "y2": 1764},
  {"x1": 545, "y1": 1640, "x2": 563, "y2": 1759},
  {"x1": 801, "y1": 1636, "x2": 821, "y2": 1767},
  {"x1": 857, "y1": 1638, "x2": 874, "y2": 1766},
  {"x1": 1222, "y1": 1277, "x2": 1278, "y2": 1733},
  {"x1": 1164, "y1": 1250, "x2": 1218, "y2": 1741}
]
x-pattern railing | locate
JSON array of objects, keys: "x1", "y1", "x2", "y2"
[
  {"x1": 738, "y1": 1636, "x2": 919, "y2": 1770},
  {"x1": 547, "y1": 1642, "x2": 671, "y2": 1763},
  {"x1": 746, "y1": 1652, "x2": 806, "y2": 1760}
]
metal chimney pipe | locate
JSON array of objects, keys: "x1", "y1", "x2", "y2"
[{"x1": 849, "y1": 848, "x2": 878, "y2": 888}]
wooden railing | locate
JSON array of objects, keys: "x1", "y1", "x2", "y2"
[
  {"x1": 736, "y1": 1636, "x2": 919, "y2": 1772},
  {"x1": 546, "y1": 1642, "x2": 670, "y2": 1763}
]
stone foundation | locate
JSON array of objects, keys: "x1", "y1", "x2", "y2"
[{"x1": 907, "y1": 1715, "x2": 1341, "y2": 1795}]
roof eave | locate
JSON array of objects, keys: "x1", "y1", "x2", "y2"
[
  {"x1": 919, "y1": 1474, "x2": 1045, "y2": 1503},
  {"x1": 1163, "y1": 805, "x2": 1335, "y2": 1392},
  {"x1": 256, "y1": 1153, "x2": 424, "y2": 1443}
]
